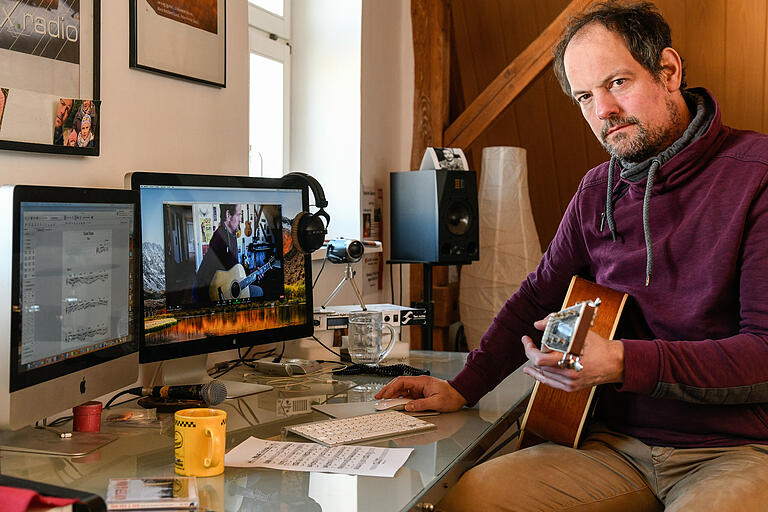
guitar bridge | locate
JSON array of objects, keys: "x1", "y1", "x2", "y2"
[{"x1": 541, "y1": 298, "x2": 601, "y2": 371}]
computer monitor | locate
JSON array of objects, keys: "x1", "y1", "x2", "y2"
[
  {"x1": 128, "y1": 172, "x2": 313, "y2": 391},
  {"x1": 0, "y1": 185, "x2": 139, "y2": 432}
]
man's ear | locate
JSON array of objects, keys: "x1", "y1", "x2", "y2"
[{"x1": 659, "y1": 47, "x2": 684, "y2": 92}]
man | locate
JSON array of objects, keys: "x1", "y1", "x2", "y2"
[
  {"x1": 377, "y1": 2, "x2": 768, "y2": 510},
  {"x1": 193, "y1": 203, "x2": 243, "y2": 304},
  {"x1": 53, "y1": 98, "x2": 73, "y2": 145}
]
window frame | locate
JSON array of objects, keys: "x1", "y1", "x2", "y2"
[
  {"x1": 248, "y1": 2, "x2": 291, "y2": 178},
  {"x1": 248, "y1": 1, "x2": 290, "y2": 41}
]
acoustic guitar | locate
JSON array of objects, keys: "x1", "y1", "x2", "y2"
[
  {"x1": 209, "y1": 257, "x2": 280, "y2": 301},
  {"x1": 517, "y1": 276, "x2": 627, "y2": 449}
]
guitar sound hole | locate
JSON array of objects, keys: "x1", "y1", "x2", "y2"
[{"x1": 231, "y1": 282, "x2": 241, "y2": 298}]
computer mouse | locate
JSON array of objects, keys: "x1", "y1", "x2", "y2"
[{"x1": 374, "y1": 398, "x2": 412, "y2": 411}]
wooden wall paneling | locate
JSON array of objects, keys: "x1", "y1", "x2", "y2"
[
  {"x1": 655, "y1": 0, "x2": 687, "y2": 56},
  {"x1": 461, "y1": 0, "x2": 522, "y2": 171},
  {"x1": 724, "y1": 0, "x2": 766, "y2": 132},
  {"x1": 501, "y1": 0, "x2": 563, "y2": 246},
  {"x1": 444, "y1": 0, "x2": 597, "y2": 150},
  {"x1": 536, "y1": 0, "x2": 589, "y2": 228},
  {"x1": 682, "y1": 0, "x2": 726, "y2": 103},
  {"x1": 514, "y1": 75, "x2": 565, "y2": 247},
  {"x1": 449, "y1": 19, "x2": 472, "y2": 166},
  {"x1": 449, "y1": 0, "x2": 480, "y2": 171}
]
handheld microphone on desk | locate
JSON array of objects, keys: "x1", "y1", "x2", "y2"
[{"x1": 126, "y1": 381, "x2": 228, "y2": 406}]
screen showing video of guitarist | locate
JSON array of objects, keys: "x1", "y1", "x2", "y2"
[
  {"x1": 162, "y1": 202, "x2": 284, "y2": 307},
  {"x1": 138, "y1": 185, "x2": 308, "y2": 347}
]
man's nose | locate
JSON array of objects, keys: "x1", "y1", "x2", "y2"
[{"x1": 594, "y1": 91, "x2": 619, "y2": 120}]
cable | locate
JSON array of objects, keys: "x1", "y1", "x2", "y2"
[
  {"x1": 238, "y1": 345, "x2": 257, "y2": 368},
  {"x1": 390, "y1": 262, "x2": 395, "y2": 304},
  {"x1": 311, "y1": 334, "x2": 346, "y2": 360},
  {"x1": 273, "y1": 341, "x2": 286, "y2": 363},
  {"x1": 48, "y1": 415, "x2": 73, "y2": 427},
  {"x1": 104, "y1": 389, "x2": 136, "y2": 409},
  {"x1": 208, "y1": 347, "x2": 276, "y2": 378},
  {"x1": 312, "y1": 252, "x2": 328, "y2": 290},
  {"x1": 258, "y1": 363, "x2": 346, "y2": 388}
]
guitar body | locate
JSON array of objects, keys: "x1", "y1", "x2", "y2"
[
  {"x1": 517, "y1": 276, "x2": 627, "y2": 449},
  {"x1": 210, "y1": 264, "x2": 251, "y2": 301},
  {"x1": 208, "y1": 257, "x2": 279, "y2": 301}
]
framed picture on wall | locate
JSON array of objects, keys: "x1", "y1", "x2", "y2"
[
  {"x1": 0, "y1": 0, "x2": 101, "y2": 156},
  {"x1": 129, "y1": 0, "x2": 226, "y2": 87}
]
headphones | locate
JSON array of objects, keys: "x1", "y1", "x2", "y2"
[{"x1": 281, "y1": 172, "x2": 331, "y2": 254}]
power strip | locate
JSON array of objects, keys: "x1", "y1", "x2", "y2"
[{"x1": 253, "y1": 358, "x2": 322, "y2": 376}]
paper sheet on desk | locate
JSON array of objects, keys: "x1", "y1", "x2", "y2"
[{"x1": 225, "y1": 437, "x2": 413, "y2": 478}]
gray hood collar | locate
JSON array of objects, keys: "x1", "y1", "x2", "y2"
[{"x1": 604, "y1": 90, "x2": 714, "y2": 286}]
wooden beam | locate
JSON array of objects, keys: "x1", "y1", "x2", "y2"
[
  {"x1": 411, "y1": 0, "x2": 450, "y2": 167},
  {"x1": 443, "y1": 0, "x2": 597, "y2": 150},
  {"x1": 410, "y1": 0, "x2": 450, "y2": 350}
]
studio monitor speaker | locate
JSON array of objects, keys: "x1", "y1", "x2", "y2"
[{"x1": 390, "y1": 170, "x2": 479, "y2": 264}]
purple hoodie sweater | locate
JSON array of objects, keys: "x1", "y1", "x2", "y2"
[{"x1": 450, "y1": 90, "x2": 768, "y2": 447}]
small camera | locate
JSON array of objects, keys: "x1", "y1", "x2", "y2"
[{"x1": 326, "y1": 238, "x2": 364, "y2": 264}]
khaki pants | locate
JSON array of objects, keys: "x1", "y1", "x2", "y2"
[{"x1": 440, "y1": 427, "x2": 768, "y2": 511}]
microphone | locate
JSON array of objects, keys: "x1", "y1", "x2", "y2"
[{"x1": 127, "y1": 381, "x2": 228, "y2": 406}]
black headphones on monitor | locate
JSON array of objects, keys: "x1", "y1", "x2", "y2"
[{"x1": 281, "y1": 172, "x2": 331, "y2": 254}]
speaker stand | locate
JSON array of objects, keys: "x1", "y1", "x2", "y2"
[
  {"x1": 422, "y1": 263, "x2": 434, "y2": 350},
  {"x1": 322, "y1": 263, "x2": 367, "y2": 311}
]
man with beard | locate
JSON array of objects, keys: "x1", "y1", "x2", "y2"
[
  {"x1": 377, "y1": 2, "x2": 768, "y2": 510},
  {"x1": 53, "y1": 98, "x2": 73, "y2": 145},
  {"x1": 193, "y1": 203, "x2": 262, "y2": 303}
]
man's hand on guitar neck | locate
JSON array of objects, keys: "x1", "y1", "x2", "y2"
[
  {"x1": 375, "y1": 376, "x2": 467, "y2": 412},
  {"x1": 521, "y1": 317, "x2": 625, "y2": 392}
]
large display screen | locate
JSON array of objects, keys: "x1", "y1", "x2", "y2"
[
  {"x1": 17, "y1": 202, "x2": 135, "y2": 375},
  {"x1": 136, "y1": 177, "x2": 311, "y2": 357}
]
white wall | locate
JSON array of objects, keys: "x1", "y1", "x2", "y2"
[
  {"x1": 0, "y1": 1, "x2": 249, "y2": 188},
  {"x1": 361, "y1": 0, "x2": 414, "y2": 310},
  {"x1": 290, "y1": 0, "x2": 362, "y2": 240},
  {"x1": 0, "y1": 0, "x2": 414, "y2": 367},
  {"x1": 288, "y1": 0, "x2": 414, "y2": 360}
]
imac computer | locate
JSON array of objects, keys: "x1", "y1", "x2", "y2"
[
  {"x1": 0, "y1": 185, "x2": 139, "y2": 454},
  {"x1": 128, "y1": 172, "x2": 314, "y2": 397}
]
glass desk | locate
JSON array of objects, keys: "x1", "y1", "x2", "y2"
[{"x1": 0, "y1": 351, "x2": 533, "y2": 512}]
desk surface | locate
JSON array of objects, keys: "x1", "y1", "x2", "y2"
[{"x1": 0, "y1": 351, "x2": 532, "y2": 512}]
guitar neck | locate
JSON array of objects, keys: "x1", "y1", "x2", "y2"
[{"x1": 239, "y1": 261, "x2": 272, "y2": 289}]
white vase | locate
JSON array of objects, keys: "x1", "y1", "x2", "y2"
[{"x1": 459, "y1": 147, "x2": 542, "y2": 351}]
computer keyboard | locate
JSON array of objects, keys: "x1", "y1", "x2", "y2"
[{"x1": 284, "y1": 411, "x2": 436, "y2": 447}]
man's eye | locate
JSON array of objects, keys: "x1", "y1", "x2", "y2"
[
  {"x1": 576, "y1": 94, "x2": 591, "y2": 103},
  {"x1": 611, "y1": 78, "x2": 626, "y2": 87}
]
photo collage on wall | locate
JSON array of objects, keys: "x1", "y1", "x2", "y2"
[{"x1": 53, "y1": 98, "x2": 99, "y2": 148}]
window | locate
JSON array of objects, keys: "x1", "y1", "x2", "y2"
[{"x1": 248, "y1": 1, "x2": 291, "y2": 178}]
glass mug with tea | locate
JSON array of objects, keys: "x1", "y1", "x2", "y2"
[{"x1": 348, "y1": 311, "x2": 396, "y2": 365}]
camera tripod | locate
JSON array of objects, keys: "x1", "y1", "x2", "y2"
[{"x1": 321, "y1": 262, "x2": 367, "y2": 310}]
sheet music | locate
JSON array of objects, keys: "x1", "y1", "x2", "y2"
[
  {"x1": 61, "y1": 229, "x2": 113, "y2": 346},
  {"x1": 225, "y1": 437, "x2": 413, "y2": 478}
]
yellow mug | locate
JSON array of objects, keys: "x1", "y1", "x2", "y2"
[{"x1": 174, "y1": 408, "x2": 227, "y2": 477}]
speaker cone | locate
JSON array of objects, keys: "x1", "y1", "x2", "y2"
[{"x1": 447, "y1": 202, "x2": 471, "y2": 236}]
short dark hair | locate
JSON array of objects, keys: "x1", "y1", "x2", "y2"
[
  {"x1": 220, "y1": 204, "x2": 238, "y2": 223},
  {"x1": 552, "y1": 1, "x2": 686, "y2": 98}
]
